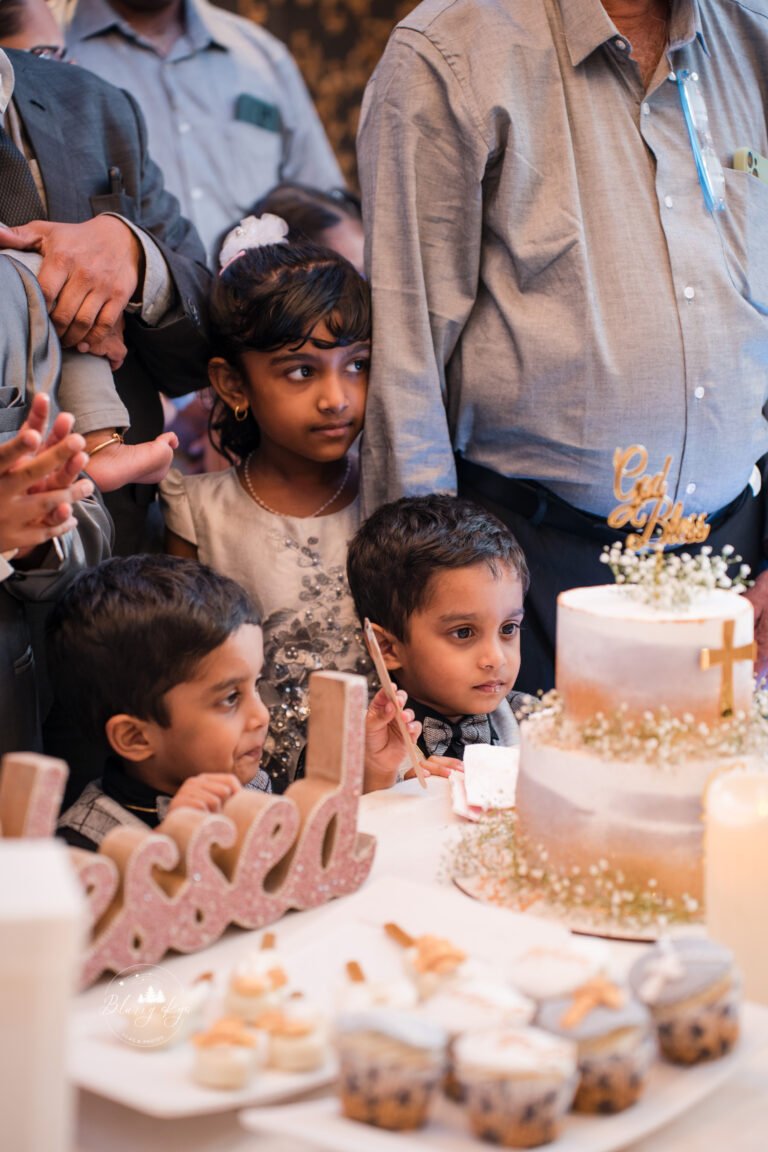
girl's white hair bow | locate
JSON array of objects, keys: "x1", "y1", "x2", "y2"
[{"x1": 218, "y1": 213, "x2": 289, "y2": 272}]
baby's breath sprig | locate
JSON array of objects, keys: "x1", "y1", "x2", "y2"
[
  {"x1": 599, "y1": 542, "x2": 751, "y2": 609},
  {"x1": 522, "y1": 690, "x2": 768, "y2": 766},
  {"x1": 448, "y1": 812, "x2": 700, "y2": 932}
]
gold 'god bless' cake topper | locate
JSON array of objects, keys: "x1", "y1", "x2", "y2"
[{"x1": 608, "y1": 445, "x2": 711, "y2": 550}]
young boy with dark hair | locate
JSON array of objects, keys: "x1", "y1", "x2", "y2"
[
  {"x1": 347, "y1": 495, "x2": 530, "y2": 762},
  {"x1": 52, "y1": 554, "x2": 420, "y2": 850}
]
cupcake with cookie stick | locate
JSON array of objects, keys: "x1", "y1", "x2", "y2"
[
  {"x1": 191, "y1": 1016, "x2": 268, "y2": 1090},
  {"x1": 226, "y1": 932, "x2": 289, "y2": 1022},
  {"x1": 535, "y1": 976, "x2": 655, "y2": 1114},
  {"x1": 384, "y1": 921, "x2": 474, "y2": 999},
  {"x1": 629, "y1": 936, "x2": 741, "y2": 1064},
  {"x1": 255, "y1": 995, "x2": 329, "y2": 1073},
  {"x1": 336, "y1": 959, "x2": 419, "y2": 1014}
]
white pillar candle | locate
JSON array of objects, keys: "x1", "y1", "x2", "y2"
[
  {"x1": 0, "y1": 840, "x2": 85, "y2": 1151},
  {"x1": 705, "y1": 770, "x2": 768, "y2": 1004}
]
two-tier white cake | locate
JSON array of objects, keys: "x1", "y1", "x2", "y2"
[{"x1": 516, "y1": 583, "x2": 757, "y2": 906}]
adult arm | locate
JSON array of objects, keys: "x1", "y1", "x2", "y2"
[
  {"x1": 275, "y1": 47, "x2": 343, "y2": 190},
  {"x1": 113, "y1": 89, "x2": 212, "y2": 398},
  {"x1": 357, "y1": 30, "x2": 487, "y2": 513},
  {"x1": 0, "y1": 58, "x2": 212, "y2": 401}
]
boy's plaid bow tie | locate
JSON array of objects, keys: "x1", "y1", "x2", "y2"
[{"x1": 420, "y1": 713, "x2": 493, "y2": 758}]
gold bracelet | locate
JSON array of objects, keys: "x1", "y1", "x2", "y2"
[{"x1": 87, "y1": 431, "x2": 125, "y2": 457}]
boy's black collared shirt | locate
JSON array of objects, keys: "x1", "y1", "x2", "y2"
[{"x1": 102, "y1": 757, "x2": 165, "y2": 828}]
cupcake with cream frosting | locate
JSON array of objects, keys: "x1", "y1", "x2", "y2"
[
  {"x1": 334, "y1": 1010, "x2": 447, "y2": 1130},
  {"x1": 254, "y1": 998, "x2": 329, "y2": 1073},
  {"x1": 422, "y1": 974, "x2": 535, "y2": 1102},
  {"x1": 191, "y1": 1016, "x2": 267, "y2": 1090},
  {"x1": 225, "y1": 948, "x2": 289, "y2": 1022},
  {"x1": 384, "y1": 921, "x2": 488, "y2": 1000},
  {"x1": 335, "y1": 960, "x2": 419, "y2": 1015},
  {"x1": 628, "y1": 936, "x2": 740, "y2": 1064},
  {"x1": 423, "y1": 972, "x2": 535, "y2": 1036},
  {"x1": 453, "y1": 1026, "x2": 578, "y2": 1148},
  {"x1": 506, "y1": 940, "x2": 609, "y2": 1003},
  {"x1": 535, "y1": 977, "x2": 655, "y2": 1113}
]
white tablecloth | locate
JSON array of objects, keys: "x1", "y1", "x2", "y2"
[{"x1": 74, "y1": 779, "x2": 768, "y2": 1152}]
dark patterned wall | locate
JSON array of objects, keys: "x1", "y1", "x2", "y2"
[{"x1": 214, "y1": 0, "x2": 414, "y2": 187}]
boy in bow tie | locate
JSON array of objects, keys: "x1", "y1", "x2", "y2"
[{"x1": 347, "y1": 495, "x2": 529, "y2": 767}]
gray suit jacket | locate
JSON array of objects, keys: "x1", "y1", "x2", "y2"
[
  {"x1": 7, "y1": 49, "x2": 213, "y2": 551},
  {"x1": 0, "y1": 255, "x2": 112, "y2": 758}
]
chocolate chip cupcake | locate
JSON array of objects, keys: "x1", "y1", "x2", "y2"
[
  {"x1": 535, "y1": 977, "x2": 655, "y2": 1114},
  {"x1": 453, "y1": 1026, "x2": 578, "y2": 1148},
  {"x1": 421, "y1": 974, "x2": 535, "y2": 1102},
  {"x1": 334, "y1": 1011, "x2": 447, "y2": 1130},
  {"x1": 628, "y1": 936, "x2": 741, "y2": 1064}
]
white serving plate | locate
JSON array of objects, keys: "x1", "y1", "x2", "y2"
[
  {"x1": 240, "y1": 1002, "x2": 768, "y2": 1152},
  {"x1": 68, "y1": 875, "x2": 569, "y2": 1118}
]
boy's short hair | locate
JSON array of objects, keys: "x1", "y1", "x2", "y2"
[
  {"x1": 347, "y1": 494, "x2": 529, "y2": 640},
  {"x1": 47, "y1": 555, "x2": 260, "y2": 740}
]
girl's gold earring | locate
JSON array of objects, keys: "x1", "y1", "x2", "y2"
[{"x1": 233, "y1": 404, "x2": 249, "y2": 423}]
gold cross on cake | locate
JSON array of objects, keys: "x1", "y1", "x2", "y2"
[{"x1": 700, "y1": 619, "x2": 757, "y2": 715}]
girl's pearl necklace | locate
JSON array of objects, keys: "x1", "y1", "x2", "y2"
[{"x1": 241, "y1": 451, "x2": 351, "y2": 518}]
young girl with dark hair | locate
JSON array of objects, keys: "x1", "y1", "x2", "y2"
[
  {"x1": 160, "y1": 215, "x2": 373, "y2": 792},
  {"x1": 242, "y1": 183, "x2": 364, "y2": 274}
]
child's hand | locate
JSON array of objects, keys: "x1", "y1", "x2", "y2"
[
  {"x1": 411, "y1": 754, "x2": 463, "y2": 779},
  {"x1": 83, "y1": 429, "x2": 179, "y2": 491},
  {"x1": 167, "y1": 773, "x2": 241, "y2": 815},
  {"x1": 0, "y1": 394, "x2": 93, "y2": 557},
  {"x1": 363, "y1": 687, "x2": 423, "y2": 793},
  {"x1": 77, "y1": 315, "x2": 127, "y2": 371}
]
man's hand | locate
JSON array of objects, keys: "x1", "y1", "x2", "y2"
[
  {"x1": 0, "y1": 217, "x2": 142, "y2": 350},
  {"x1": 79, "y1": 314, "x2": 128, "y2": 371},
  {"x1": 745, "y1": 570, "x2": 768, "y2": 682},
  {"x1": 0, "y1": 393, "x2": 93, "y2": 557},
  {"x1": 363, "y1": 687, "x2": 423, "y2": 792},
  {"x1": 167, "y1": 773, "x2": 241, "y2": 814}
]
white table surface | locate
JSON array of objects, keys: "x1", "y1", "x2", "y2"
[{"x1": 74, "y1": 778, "x2": 768, "y2": 1152}]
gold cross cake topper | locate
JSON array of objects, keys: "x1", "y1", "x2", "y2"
[
  {"x1": 700, "y1": 619, "x2": 756, "y2": 715},
  {"x1": 607, "y1": 445, "x2": 711, "y2": 550}
]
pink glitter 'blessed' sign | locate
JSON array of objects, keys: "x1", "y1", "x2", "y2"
[{"x1": 0, "y1": 671, "x2": 375, "y2": 987}]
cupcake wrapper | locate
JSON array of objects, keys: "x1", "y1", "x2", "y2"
[
  {"x1": 653, "y1": 980, "x2": 741, "y2": 1065},
  {"x1": 337, "y1": 1052, "x2": 443, "y2": 1131},
  {"x1": 574, "y1": 1029, "x2": 656, "y2": 1114},
  {"x1": 460, "y1": 1073, "x2": 579, "y2": 1148}
]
